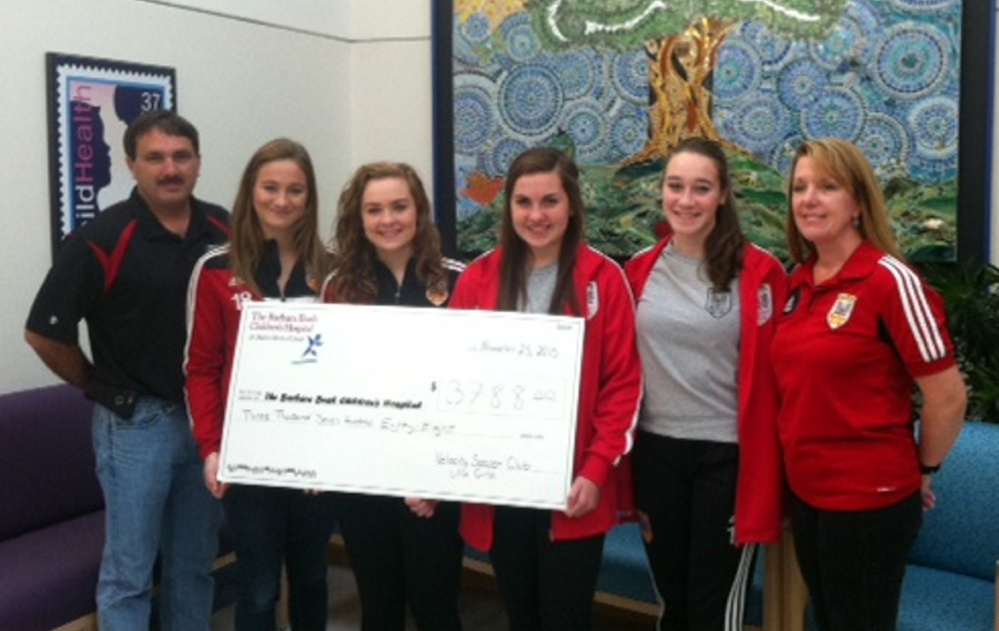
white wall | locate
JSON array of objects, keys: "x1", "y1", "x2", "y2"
[
  {"x1": 138, "y1": 0, "x2": 351, "y2": 38},
  {"x1": 348, "y1": 2, "x2": 434, "y2": 184},
  {"x1": 0, "y1": 0, "x2": 353, "y2": 393},
  {"x1": 140, "y1": 0, "x2": 437, "y2": 182}
]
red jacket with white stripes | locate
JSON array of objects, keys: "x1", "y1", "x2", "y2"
[
  {"x1": 452, "y1": 245, "x2": 643, "y2": 549},
  {"x1": 184, "y1": 243, "x2": 320, "y2": 460},
  {"x1": 772, "y1": 240, "x2": 956, "y2": 511},
  {"x1": 626, "y1": 237, "x2": 788, "y2": 544}
]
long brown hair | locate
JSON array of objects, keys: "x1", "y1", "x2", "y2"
[
  {"x1": 786, "y1": 138, "x2": 903, "y2": 263},
  {"x1": 229, "y1": 138, "x2": 329, "y2": 296},
  {"x1": 663, "y1": 137, "x2": 745, "y2": 291},
  {"x1": 330, "y1": 162, "x2": 447, "y2": 303},
  {"x1": 498, "y1": 147, "x2": 583, "y2": 315}
]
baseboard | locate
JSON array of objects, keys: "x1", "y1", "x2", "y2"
[
  {"x1": 461, "y1": 555, "x2": 494, "y2": 576},
  {"x1": 326, "y1": 532, "x2": 349, "y2": 566},
  {"x1": 43, "y1": 550, "x2": 238, "y2": 631},
  {"x1": 593, "y1": 590, "x2": 659, "y2": 620},
  {"x1": 49, "y1": 615, "x2": 97, "y2": 631},
  {"x1": 213, "y1": 550, "x2": 237, "y2": 571}
]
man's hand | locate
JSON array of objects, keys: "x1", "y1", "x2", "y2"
[{"x1": 24, "y1": 330, "x2": 93, "y2": 389}]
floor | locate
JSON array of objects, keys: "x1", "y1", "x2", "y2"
[{"x1": 211, "y1": 561, "x2": 655, "y2": 631}]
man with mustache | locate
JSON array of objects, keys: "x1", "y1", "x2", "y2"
[{"x1": 25, "y1": 111, "x2": 229, "y2": 631}]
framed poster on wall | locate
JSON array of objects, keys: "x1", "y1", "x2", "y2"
[
  {"x1": 432, "y1": 0, "x2": 992, "y2": 265},
  {"x1": 46, "y1": 53, "x2": 176, "y2": 257}
]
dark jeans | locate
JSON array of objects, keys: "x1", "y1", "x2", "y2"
[
  {"x1": 223, "y1": 485, "x2": 338, "y2": 631},
  {"x1": 490, "y1": 505, "x2": 605, "y2": 631},
  {"x1": 336, "y1": 493, "x2": 463, "y2": 631},
  {"x1": 633, "y1": 432, "x2": 752, "y2": 631},
  {"x1": 790, "y1": 491, "x2": 922, "y2": 631}
]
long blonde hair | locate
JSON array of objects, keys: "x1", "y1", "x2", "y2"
[{"x1": 786, "y1": 138, "x2": 903, "y2": 263}]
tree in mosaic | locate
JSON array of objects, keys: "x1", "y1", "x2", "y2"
[{"x1": 523, "y1": 0, "x2": 848, "y2": 162}]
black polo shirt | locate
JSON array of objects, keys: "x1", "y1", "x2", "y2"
[{"x1": 26, "y1": 188, "x2": 229, "y2": 413}]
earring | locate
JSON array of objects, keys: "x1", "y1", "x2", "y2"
[{"x1": 852, "y1": 215, "x2": 861, "y2": 228}]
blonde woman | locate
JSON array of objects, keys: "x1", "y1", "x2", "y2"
[{"x1": 773, "y1": 138, "x2": 966, "y2": 631}]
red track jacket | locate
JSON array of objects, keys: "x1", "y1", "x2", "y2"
[
  {"x1": 625, "y1": 237, "x2": 788, "y2": 544},
  {"x1": 184, "y1": 244, "x2": 319, "y2": 460},
  {"x1": 452, "y1": 244, "x2": 643, "y2": 549}
]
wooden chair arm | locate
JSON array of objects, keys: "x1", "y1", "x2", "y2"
[{"x1": 763, "y1": 527, "x2": 808, "y2": 631}]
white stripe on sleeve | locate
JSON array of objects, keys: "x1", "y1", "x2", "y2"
[{"x1": 879, "y1": 256, "x2": 946, "y2": 362}]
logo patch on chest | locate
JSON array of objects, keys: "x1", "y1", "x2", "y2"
[
  {"x1": 827, "y1": 293, "x2": 857, "y2": 329},
  {"x1": 586, "y1": 281, "x2": 599, "y2": 320},
  {"x1": 758, "y1": 283, "x2": 773, "y2": 325},
  {"x1": 783, "y1": 289, "x2": 800, "y2": 314},
  {"x1": 705, "y1": 288, "x2": 732, "y2": 319}
]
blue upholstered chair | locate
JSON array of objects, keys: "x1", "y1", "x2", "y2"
[
  {"x1": 782, "y1": 421, "x2": 999, "y2": 631},
  {"x1": 898, "y1": 421, "x2": 999, "y2": 631}
]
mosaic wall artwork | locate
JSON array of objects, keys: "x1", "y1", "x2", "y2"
[{"x1": 443, "y1": 0, "x2": 969, "y2": 263}]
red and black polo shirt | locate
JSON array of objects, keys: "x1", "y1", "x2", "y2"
[{"x1": 26, "y1": 187, "x2": 229, "y2": 412}]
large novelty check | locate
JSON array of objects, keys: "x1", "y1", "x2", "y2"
[{"x1": 218, "y1": 302, "x2": 584, "y2": 510}]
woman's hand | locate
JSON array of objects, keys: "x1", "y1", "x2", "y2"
[
  {"x1": 203, "y1": 452, "x2": 229, "y2": 499},
  {"x1": 405, "y1": 497, "x2": 438, "y2": 518},
  {"x1": 565, "y1": 476, "x2": 600, "y2": 518},
  {"x1": 915, "y1": 367, "x2": 965, "y2": 513},
  {"x1": 637, "y1": 510, "x2": 653, "y2": 543},
  {"x1": 921, "y1": 475, "x2": 937, "y2": 511}
]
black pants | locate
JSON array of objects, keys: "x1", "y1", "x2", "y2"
[
  {"x1": 223, "y1": 485, "x2": 338, "y2": 631},
  {"x1": 490, "y1": 505, "x2": 605, "y2": 631},
  {"x1": 633, "y1": 432, "x2": 753, "y2": 631},
  {"x1": 336, "y1": 493, "x2": 463, "y2": 631},
  {"x1": 790, "y1": 491, "x2": 922, "y2": 631}
]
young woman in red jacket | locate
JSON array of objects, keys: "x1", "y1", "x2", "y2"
[
  {"x1": 447, "y1": 147, "x2": 642, "y2": 631},
  {"x1": 185, "y1": 139, "x2": 336, "y2": 631},
  {"x1": 625, "y1": 137, "x2": 787, "y2": 631}
]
